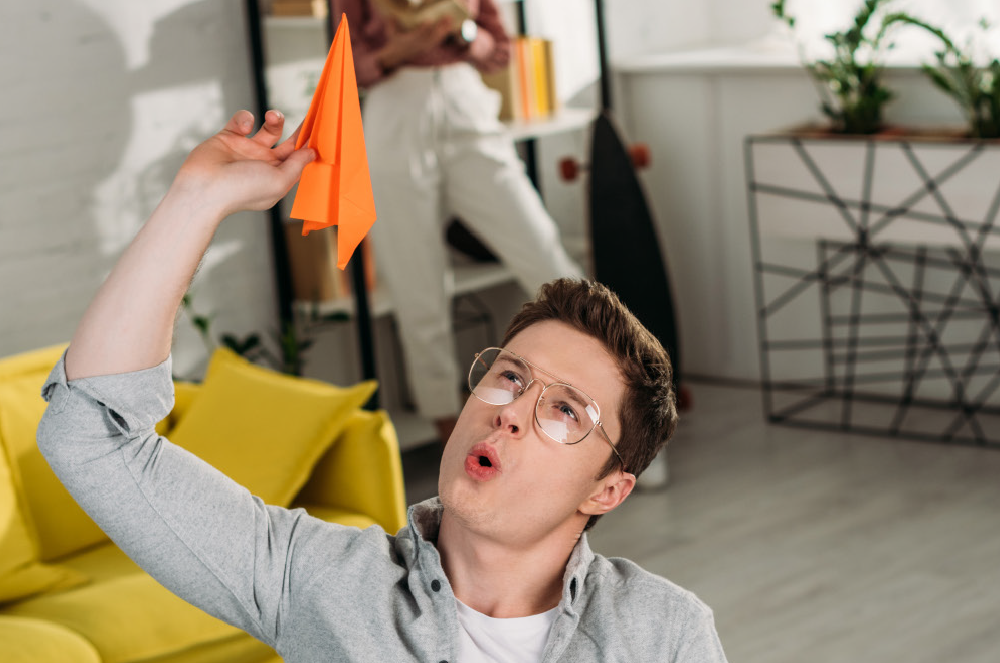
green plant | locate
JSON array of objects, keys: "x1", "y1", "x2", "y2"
[
  {"x1": 884, "y1": 15, "x2": 1000, "y2": 138},
  {"x1": 772, "y1": 0, "x2": 902, "y2": 134},
  {"x1": 181, "y1": 293, "x2": 316, "y2": 377}
]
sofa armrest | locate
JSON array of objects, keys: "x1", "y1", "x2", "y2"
[{"x1": 294, "y1": 409, "x2": 407, "y2": 535}]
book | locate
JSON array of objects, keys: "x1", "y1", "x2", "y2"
[
  {"x1": 285, "y1": 222, "x2": 377, "y2": 302},
  {"x1": 483, "y1": 35, "x2": 558, "y2": 122},
  {"x1": 515, "y1": 36, "x2": 535, "y2": 120},
  {"x1": 372, "y1": 0, "x2": 470, "y2": 31},
  {"x1": 529, "y1": 37, "x2": 549, "y2": 117},
  {"x1": 284, "y1": 220, "x2": 348, "y2": 302},
  {"x1": 481, "y1": 63, "x2": 521, "y2": 121},
  {"x1": 541, "y1": 38, "x2": 558, "y2": 115}
]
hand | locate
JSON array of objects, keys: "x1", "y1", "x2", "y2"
[
  {"x1": 379, "y1": 16, "x2": 454, "y2": 70},
  {"x1": 172, "y1": 109, "x2": 315, "y2": 219}
]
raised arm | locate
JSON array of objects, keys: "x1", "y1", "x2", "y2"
[
  {"x1": 65, "y1": 110, "x2": 314, "y2": 381},
  {"x1": 37, "y1": 111, "x2": 324, "y2": 645}
]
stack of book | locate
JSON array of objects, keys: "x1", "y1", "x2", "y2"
[{"x1": 482, "y1": 36, "x2": 558, "y2": 122}]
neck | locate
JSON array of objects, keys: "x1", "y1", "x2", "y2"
[{"x1": 436, "y1": 511, "x2": 584, "y2": 618}]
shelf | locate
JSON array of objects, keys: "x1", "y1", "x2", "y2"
[
  {"x1": 295, "y1": 260, "x2": 518, "y2": 319},
  {"x1": 503, "y1": 107, "x2": 595, "y2": 142},
  {"x1": 615, "y1": 39, "x2": 941, "y2": 76},
  {"x1": 263, "y1": 15, "x2": 326, "y2": 29}
]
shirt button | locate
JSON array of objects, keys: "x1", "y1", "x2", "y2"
[{"x1": 431, "y1": 579, "x2": 442, "y2": 592}]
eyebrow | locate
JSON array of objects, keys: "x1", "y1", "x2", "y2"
[
  {"x1": 560, "y1": 388, "x2": 590, "y2": 410},
  {"x1": 494, "y1": 355, "x2": 529, "y2": 372},
  {"x1": 505, "y1": 349, "x2": 595, "y2": 404}
]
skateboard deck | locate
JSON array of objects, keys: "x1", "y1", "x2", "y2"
[{"x1": 589, "y1": 111, "x2": 682, "y2": 381}]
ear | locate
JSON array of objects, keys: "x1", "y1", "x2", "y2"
[{"x1": 578, "y1": 470, "x2": 637, "y2": 518}]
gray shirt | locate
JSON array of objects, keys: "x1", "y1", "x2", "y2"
[{"x1": 37, "y1": 353, "x2": 727, "y2": 662}]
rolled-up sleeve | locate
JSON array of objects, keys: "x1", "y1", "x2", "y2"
[
  {"x1": 36, "y1": 353, "x2": 307, "y2": 647},
  {"x1": 39, "y1": 352, "x2": 175, "y2": 437}
]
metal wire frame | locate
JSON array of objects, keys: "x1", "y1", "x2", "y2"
[{"x1": 745, "y1": 134, "x2": 1000, "y2": 447}]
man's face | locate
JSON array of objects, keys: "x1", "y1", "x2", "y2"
[{"x1": 438, "y1": 320, "x2": 628, "y2": 546}]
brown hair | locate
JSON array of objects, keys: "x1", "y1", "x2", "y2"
[{"x1": 502, "y1": 278, "x2": 678, "y2": 530}]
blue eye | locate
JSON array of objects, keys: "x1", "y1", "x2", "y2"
[
  {"x1": 493, "y1": 368, "x2": 527, "y2": 392},
  {"x1": 550, "y1": 400, "x2": 579, "y2": 423},
  {"x1": 501, "y1": 370, "x2": 523, "y2": 386}
]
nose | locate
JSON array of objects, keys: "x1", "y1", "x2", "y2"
[{"x1": 493, "y1": 380, "x2": 542, "y2": 437}]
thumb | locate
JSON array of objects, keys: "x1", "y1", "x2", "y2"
[{"x1": 279, "y1": 147, "x2": 316, "y2": 182}]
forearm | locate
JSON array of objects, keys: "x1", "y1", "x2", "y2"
[
  {"x1": 466, "y1": 0, "x2": 510, "y2": 73},
  {"x1": 66, "y1": 182, "x2": 223, "y2": 381}
]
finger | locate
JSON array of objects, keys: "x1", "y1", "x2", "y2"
[
  {"x1": 250, "y1": 109, "x2": 285, "y2": 147},
  {"x1": 273, "y1": 120, "x2": 305, "y2": 159},
  {"x1": 276, "y1": 147, "x2": 316, "y2": 183},
  {"x1": 222, "y1": 110, "x2": 255, "y2": 137}
]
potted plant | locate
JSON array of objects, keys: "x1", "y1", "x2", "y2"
[
  {"x1": 883, "y1": 14, "x2": 1000, "y2": 139},
  {"x1": 180, "y1": 293, "x2": 327, "y2": 378},
  {"x1": 771, "y1": 0, "x2": 901, "y2": 134},
  {"x1": 745, "y1": 1, "x2": 1000, "y2": 447}
]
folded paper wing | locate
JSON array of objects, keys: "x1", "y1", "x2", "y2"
[{"x1": 290, "y1": 15, "x2": 377, "y2": 270}]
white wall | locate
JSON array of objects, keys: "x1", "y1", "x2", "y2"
[
  {"x1": 599, "y1": 0, "x2": 995, "y2": 382},
  {"x1": 4, "y1": 0, "x2": 996, "y2": 385},
  {"x1": 0, "y1": 0, "x2": 277, "y2": 379}
]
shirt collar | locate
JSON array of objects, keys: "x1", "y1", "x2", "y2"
[{"x1": 404, "y1": 498, "x2": 595, "y2": 608}]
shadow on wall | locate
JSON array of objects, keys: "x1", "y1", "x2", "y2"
[
  {"x1": 2, "y1": 0, "x2": 275, "y2": 378},
  {"x1": 0, "y1": 0, "x2": 129, "y2": 353}
]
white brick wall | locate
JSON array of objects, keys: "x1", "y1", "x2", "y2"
[{"x1": 1, "y1": 0, "x2": 278, "y2": 378}]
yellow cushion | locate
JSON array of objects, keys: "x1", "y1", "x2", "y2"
[
  {"x1": 0, "y1": 615, "x2": 101, "y2": 663},
  {"x1": 297, "y1": 409, "x2": 407, "y2": 534},
  {"x1": 0, "y1": 344, "x2": 93, "y2": 596},
  {"x1": 0, "y1": 417, "x2": 86, "y2": 604},
  {"x1": 6, "y1": 543, "x2": 243, "y2": 663},
  {"x1": 0, "y1": 343, "x2": 68, "y2": 381},
  {"x1": 0, "y1": 365, "x2": 108, "y2": 561},
  {"x1": 155, "y1": 380, "x2": 200, "y2": 437},
  {"x1": 169, "y1": 347, "x2": 377, "y2": 506}
]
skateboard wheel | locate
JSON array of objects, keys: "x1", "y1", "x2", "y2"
[
  {"x1": 629, "y1": 144, "x2": 651, "y2": 169},
  {"x1": 558, "y1": 157, "x2": 579, "y2": 182},
  {"x1": 676, "y1": 384, "x2": 693, "y2": 412}
]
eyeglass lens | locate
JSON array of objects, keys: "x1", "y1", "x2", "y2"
[{"x1": 469, "y1": 348, "x2": 600, "y2": 445}]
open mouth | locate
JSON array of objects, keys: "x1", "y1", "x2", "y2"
[{"x1": 466, "y1": 443, "x2": 502, "y2": 478}]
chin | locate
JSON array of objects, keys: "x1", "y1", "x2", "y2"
[{"x1": 439, "y1": 484, "x2": 499, "y2": 530}]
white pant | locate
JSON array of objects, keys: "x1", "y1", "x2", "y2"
[{"x1": 363, "y1": 64, "x2": 583, "y2": 419}]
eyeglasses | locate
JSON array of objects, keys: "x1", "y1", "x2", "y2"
[{"x1": 467, "y1": 347, "x2": 626, "y2": 471}]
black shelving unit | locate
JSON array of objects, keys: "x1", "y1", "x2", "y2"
[{"x1": 243, "y1": 0, "x2": 379, "y2": 408}]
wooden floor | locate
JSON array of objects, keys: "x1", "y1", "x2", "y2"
[{"x1": 401, "y1": 381, "x2": 1000, "y2": 663}]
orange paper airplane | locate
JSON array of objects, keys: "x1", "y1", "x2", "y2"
[{"x1": 290, "y1": 14, "x2": 377, "y2": 270}]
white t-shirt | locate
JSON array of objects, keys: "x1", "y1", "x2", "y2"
[{"x1": 455, "y1": 598, "x2": 559, "y2": 663}]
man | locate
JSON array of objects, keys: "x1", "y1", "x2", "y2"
[
  {"x1": 39, "y1": 111, "x2": 726, "y2": 661},
  {"x1": 337, "y1": 0, "x2": 584, "y2": 443}
]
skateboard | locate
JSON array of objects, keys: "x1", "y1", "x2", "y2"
[{"x1": 563, "y1": 111, "x2": 685, "y2": 400}]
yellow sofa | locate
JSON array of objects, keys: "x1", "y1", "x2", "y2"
[{"x1": 0, "y1": 344, "x2": 407, "y2": 663}]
